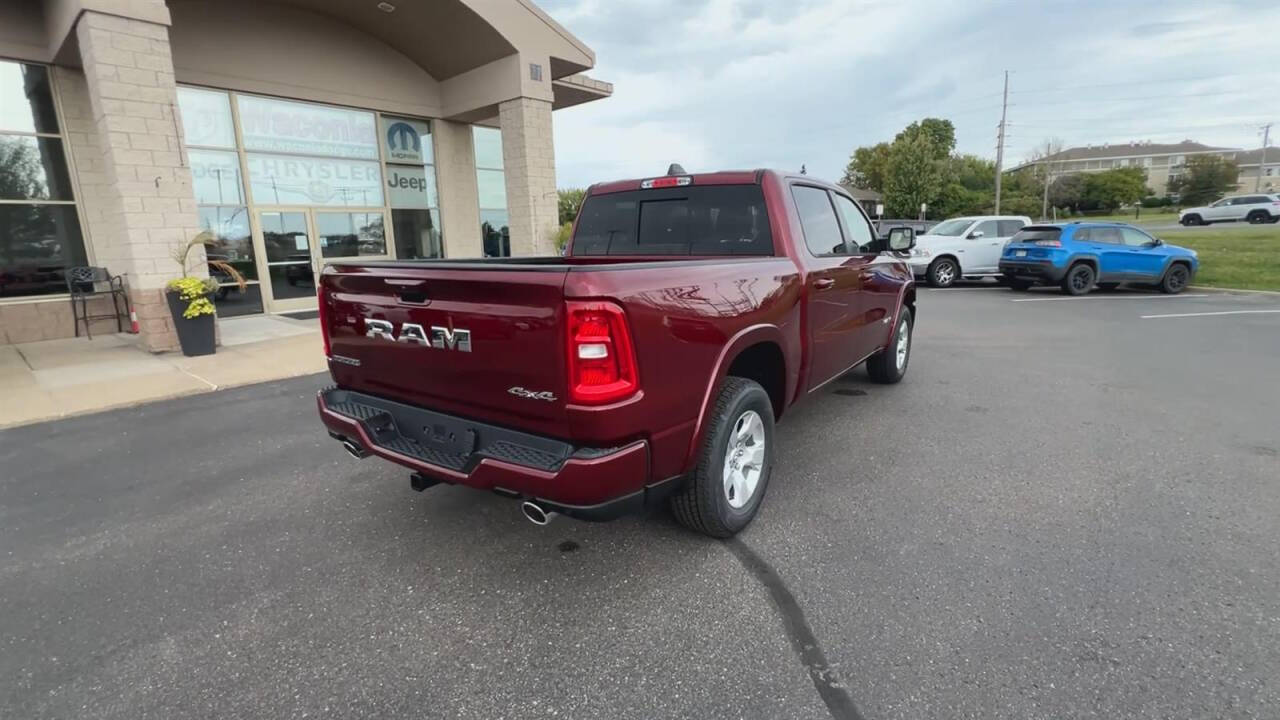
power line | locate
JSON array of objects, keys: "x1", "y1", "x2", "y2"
[{"x1": 1008, "y1": 70, "x2": 1273, "y2": 96}]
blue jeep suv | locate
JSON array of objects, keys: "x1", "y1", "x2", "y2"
[{"x1": 998, "y1": 223, "x2": 1199, "y2": 295}]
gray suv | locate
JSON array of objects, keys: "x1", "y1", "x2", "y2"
[{"x1": 1179, "y1": 193, "x2": 1280, "y2": 225}]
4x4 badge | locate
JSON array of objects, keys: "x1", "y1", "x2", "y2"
[{"x1": 508, "y1": 387, "x2": 557, "y2": 402}]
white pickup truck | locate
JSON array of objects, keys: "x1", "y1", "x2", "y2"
[{"x1": 906, "y1": 215, "x2": 1032, "y2": 287}]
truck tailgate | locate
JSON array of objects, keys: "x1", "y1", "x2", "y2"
[{"x1": 321, "y1": 264, "x2": 570, "y2": 436}]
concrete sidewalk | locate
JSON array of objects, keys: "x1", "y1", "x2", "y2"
[{"x1": 1, "y1": 315, "x2": 325, "y2": 429}]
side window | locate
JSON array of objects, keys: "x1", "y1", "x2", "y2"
[
  {"x1": 1120, "y1": 228, "x2": 1154, "y2": 247},
  {"x1": 972, "y1": 220, "x2": 999, "y2": 238},
  {"x1": 997, "y1": 220, "x2": 1025, "y2": 237},
  {"x1": 1073, "y1": 228, "x2": 1091, "y2": 242},
  {"x1": 1090, "y1": 227, "x2": 1123, "y2": 244},
  {"x1": 791, "y1": 185, "x2": 847, "y2": 256},
  {"x1": 832, "y1": 194, "x2": 876, "y2": 253}
]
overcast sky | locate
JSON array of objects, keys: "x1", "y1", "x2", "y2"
[{"x1": 541, "y1": 0, "x2": 1279, "y2": 188}]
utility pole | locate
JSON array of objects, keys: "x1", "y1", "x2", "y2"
[
  {"x1": 994, "y1": 70, "x2": 1009, "y2": 215},
  {"x1": 1257, "y1": 123, "x2": 1272, "y2": 192}
]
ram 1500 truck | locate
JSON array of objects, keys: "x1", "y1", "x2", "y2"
[{"x1": 316, "y1": 168, "x2": 918, "y2": 537}]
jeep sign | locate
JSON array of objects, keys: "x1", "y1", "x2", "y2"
[{"x1": 386, "y1": 165, "x2": 436, "y2": 209}]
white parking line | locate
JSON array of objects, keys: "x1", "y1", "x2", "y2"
[
  {"x1": 1010, "y1": 294, "x2": 1210, "y2": 302},
  {"x1": 1140, "y1": 309, "x2": 1280, "y2": 319}
]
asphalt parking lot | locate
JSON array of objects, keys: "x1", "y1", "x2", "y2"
[{"x1": 3, "y1": 287, "x2": 1278, "y2": 720}]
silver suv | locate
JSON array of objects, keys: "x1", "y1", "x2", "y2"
[{"x1": 1179, "y1": 193, "x2": 1280, "y2": 225}]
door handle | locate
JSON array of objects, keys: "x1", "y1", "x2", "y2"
[{"x1": 813, "y1": 278, "x2": 836, "y2": 290}]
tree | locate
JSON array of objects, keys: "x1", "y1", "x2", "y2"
[
  {"x1": 1048, "y1": 173, "x2": 1086, "y2": 210},
  {"x1": 1168, "y1": 155, "x2": 1238, "y2": 205},
  {"x1": 1026, "y1": 137, "x2": 1066, "y2": 219},
  {"x1": 1081, "y1": 167, "x2": 1148, "y2": 210},
  {"x1": 884, "y1": 132, "x2": 942, "y2": 217},
  {"x1": 933, "y1": 154, "x2": 996, "y2": 217},
  {"x1": 558, "y1": 188, "x2": 586, "y2": 225},
  {"x1": 840, "y1": 142, "x2": 891, "y2": 190},
  {"x1": 895, "y1": 118, "x2": 956, "y2": 160}
]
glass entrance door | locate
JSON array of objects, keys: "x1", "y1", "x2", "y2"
[
  {"x1": 255, "y1": 209, "x2": 391, "y2": 313},
  {"x1": 259, "y1": 210, "x2": 318, "y2": 312}
]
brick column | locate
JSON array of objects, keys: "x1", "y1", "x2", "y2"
[
  {"x1": 75, "y1": 10, "x2": 202, "y2": 352},
  {"x1": 499, "y1": 97, "x2": 558, "y2": 256}
]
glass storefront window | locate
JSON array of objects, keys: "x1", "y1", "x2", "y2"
[
  {"x1": 316, "y1": 211, "x2": 386, "y2": 258},
  {"x1": 480, "y1": 209, "x2": 510, "y2": 258},
  {"x1": 0, "y1": 135, "x2": 74, "y2": 200},
  {"x1": 198, "y1": 206, "x2": 256, "y2": 280},
  {"x1": 176, "y1": 87, "x2": 235, "y2": 149},
  {"x1": 473, "y1": 126, "x2": 503, "y2": 170},
  {"x1": 247, "y1": 153, "x2": 383, "y2": 207},
  {"x1": 238, "y1": 95, "x2": 378, "y2": 160},
  {"x1": 392, "y1": 209, "x2": 441, "y2": 259},
  {"x1": 0, "y1": 63, "x2": 58, "y2": 135},
  {"x1": 1, "y1": 60, "x2": 86, "y2": 299},
  {"x1": 474, "y1": 126, "x2": 508, "y2": 257},
  {"x1": 0, "y1": 205, "x2": 87, "y2": 298},
  {"x1": 189, "y1": 149, "x2": 244, "y2": 205}
]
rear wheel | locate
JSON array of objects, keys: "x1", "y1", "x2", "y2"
[
  {"x1": 1160, "y1": 263, "x2": 1190, "y2": 294},
  {"x1": 927, "y1": 258, "x2": 958, "y2": 288},
  {"x1": 1060, "y1": 263, "x2": 1095, "y2": 295},
  {"x1": 867, "y1": 308, "x2": 912, "y2": 384},
  {"x1": 669, "y1": 377, "x2": 774, "y2": 538},
  {"x1": 1247, "y1": 210, "x2": 1271, "y2": 225}
]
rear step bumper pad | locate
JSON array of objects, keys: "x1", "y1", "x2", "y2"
[{"x1": 318, "y1": 387, "x2": 670, "y2": 519}]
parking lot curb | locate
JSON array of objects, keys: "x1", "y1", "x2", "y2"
[{"x1": 1190, "y1": 285, "x2": 1280, "y2": 296}]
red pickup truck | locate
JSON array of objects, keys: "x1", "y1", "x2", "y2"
[{"x1": 316, "y1": 168, "x2": 917, "y2": 537}]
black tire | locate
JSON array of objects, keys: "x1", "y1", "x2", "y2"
[
  {"x1": 669, "y1": 377, "x2": 775, "y2": 538},
  {"x1": 1006, "y1": 278, "x2": 1033, "y2": 291},
  {"x1": 1060, "y1": 263, "x2": 1095, "y2": 295},
  {"x1": 1097, "y1": 282, "x2": 1120, "y2": 291},
  {"x1": 1160, "y1": 263, "x2": 1191, "y2": 294},
  {"x1": 926, "y1": 257, "x2": 959, "y2": 288},
  {"x1": 1247, "y1": 211, "x2": 1270, "y2": 225},
  {"x1": 1181, "y1": 214, "x2": 1201, "y2": 226},
  {"x1": 866, "y1": 307, "x2": 912, "y2": 384}
]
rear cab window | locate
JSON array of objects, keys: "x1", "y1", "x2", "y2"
[{"x1": 571, "y1": 185, "x2": 773, "y2": 256}]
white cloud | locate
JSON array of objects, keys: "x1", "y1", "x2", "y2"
[{"x1": 544, "y1": 0, "x2": 1280, "y2": 187}]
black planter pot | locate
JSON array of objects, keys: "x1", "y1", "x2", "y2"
[{"x1": 166, "y1": 291, "x2": 216, "y2": 357}]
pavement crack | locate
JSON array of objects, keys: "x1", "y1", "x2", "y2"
[{"x1": 725, "y1": 538, "x2": 864, "y2": 720}]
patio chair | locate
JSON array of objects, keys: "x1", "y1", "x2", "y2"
[{"x1": 65, "y1": 266, "x2": 129, "y2": 339}]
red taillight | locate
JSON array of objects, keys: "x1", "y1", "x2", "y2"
[
  {"x1": 317, "y1": 283, "x2": 332, "y2": 357},
  {"x1": 1034, "y1": 240, "x2": 1062, "y2": 247},
  {"x1": 566, "y1": 300, "x2": 639, "y2": 405}
]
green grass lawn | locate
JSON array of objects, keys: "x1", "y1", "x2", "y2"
[
  {"x1": 1051, "y1": 209, "x2": 1180, "y2": 224},
  {"x1": 1168, "y1": 228, "x2": 1280, "y2": 291}
]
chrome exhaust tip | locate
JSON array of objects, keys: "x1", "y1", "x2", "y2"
[
  {"x1": 340, "y1": 438, "x2": 369, "y2": 459},
  {"x1": 521, "y1": 501, "x2": 556, "y2": 526}
]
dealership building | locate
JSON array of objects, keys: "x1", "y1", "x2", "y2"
[{"x1": 0, "y1": 0, "x2": 610, "y2": 349}]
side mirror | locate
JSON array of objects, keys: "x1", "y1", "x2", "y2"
[
  {"x1": 887, "y1": 226, "x2": 915, "y2": 252},
  {"x1": 967, "y1": 230, "x2": 985, "y2": 239},
  {"x1": 1150, "y1": 237, "x2": 1163, "y2": 246}
]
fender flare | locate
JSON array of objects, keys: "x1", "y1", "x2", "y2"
[
  {"x1": 882, "y1": 279, "x2": 916, "y2": 347},
  {"x1": 682, "y1": 324, "x2": 790, "y2": 472}
]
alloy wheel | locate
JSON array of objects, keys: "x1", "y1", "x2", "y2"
[{"x1": 722, "y1": 410, "x2": 765, "y2": 509}]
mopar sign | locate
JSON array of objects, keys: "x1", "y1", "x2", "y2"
[{"x1": 380, "y1": 116, "x2": 431, "y2": 165}]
